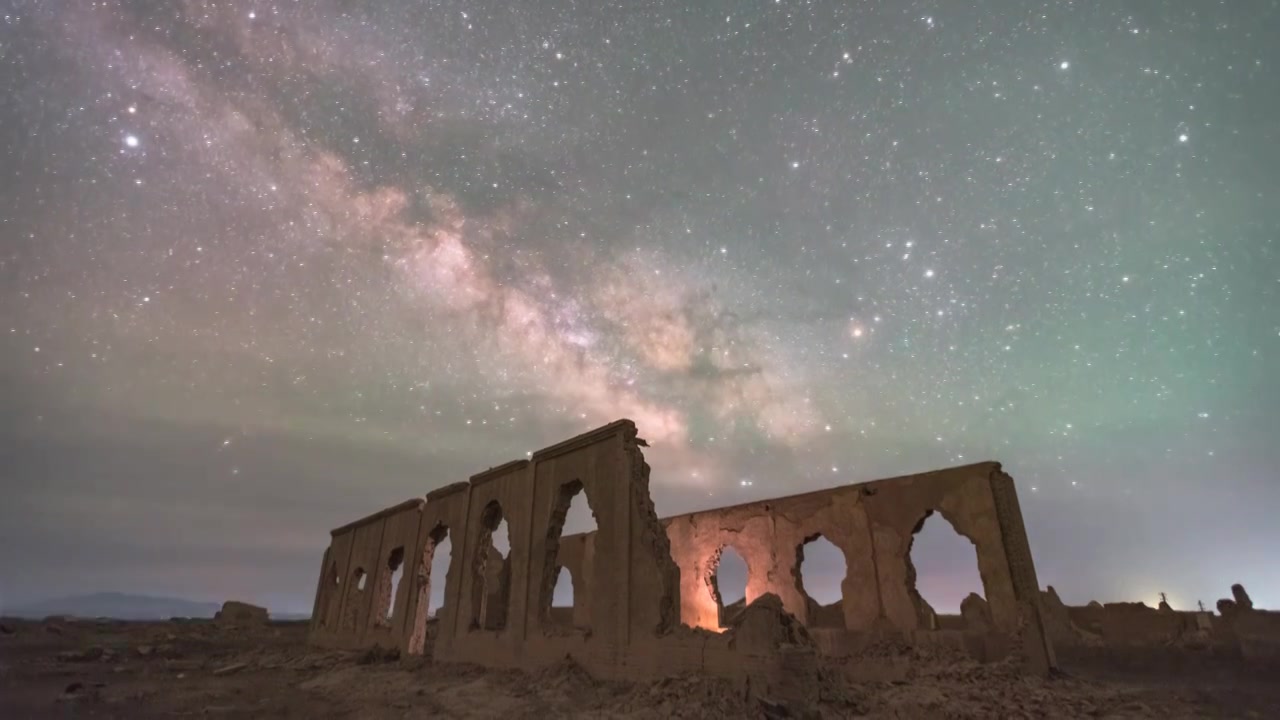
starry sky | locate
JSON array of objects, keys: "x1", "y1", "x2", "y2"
[{"x1": 2, "y1": 1, "x2": 1278, "y2": 616}]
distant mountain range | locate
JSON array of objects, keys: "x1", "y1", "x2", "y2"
[{"x1": 1, "y1": 592, "x2": 309, "y2": 621}]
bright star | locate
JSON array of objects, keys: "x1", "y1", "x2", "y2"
[{"x1": 124, "y1": 135, "x2": 139, "y2": 148}]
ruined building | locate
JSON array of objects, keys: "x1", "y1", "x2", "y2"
[{"x1": 308, "y1": 419, "x2": 1057, "y2": 689}]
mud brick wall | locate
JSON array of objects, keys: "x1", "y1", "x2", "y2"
[
  {"x1": 307, "y1": 419, "x2": 1057, "y2": 679},
  {"x1": 568, "y1": 460, "x2": 1056, "y2": 673},
  {"x1": 309, "y1": 499, "x2": 427, "y2": 653}
]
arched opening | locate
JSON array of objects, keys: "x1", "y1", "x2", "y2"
[
  {"x1": 539, "y1": 479, "x2": 597, "y2": 632},
  {"x1": 470, "y1": 501, "x2": 512, "y2": 631},
  {"x1": 356, "y1": 569, "x2": 368, "y2": 591},
  {"x1": 562, "y1": 482, "x2": 599, "y2": 537},
  {"x1": 427, "y1": 532, "x2": 452, "y2": 617},
  {"x1": 907, "y1": 511, "x2": 985, "y2": 630},
  {"x1": 549, "y1": 566, "x2": 574, "y2": 625},
  {"x1": 492, "y1": 515, "x2": 510, "y2": 556},
  {"x1": 379, "y1": 546, "x2": 405, "y2": 625},
  {"x1": 708, "y1": 545, "x2": 749, "y2": 628},
  {"x1": 409, "y1": 524, "x2": 451, "y2": 655},
  {"x1": 795, "y1": 534, "x2": 846, "y2": 628}
]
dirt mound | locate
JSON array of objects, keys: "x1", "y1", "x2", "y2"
[
  {"x1": 725, "y1": 592, "x2": 814, "y2": 652},
  {"x1": 619, "y1": 673, "x2": 751, "y2": 718}
]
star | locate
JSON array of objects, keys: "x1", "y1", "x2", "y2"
[{"x1": 0, "y1": 0, "x2": 1272, "y2": 621}]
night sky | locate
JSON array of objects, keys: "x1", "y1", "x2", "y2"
[{"x1": 2, "y1": 1, "x2": 1277, "y2": 616}]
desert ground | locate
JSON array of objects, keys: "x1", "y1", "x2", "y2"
[{"x1": 1, "y1": 617, "x2": 1277, "y2": 719}]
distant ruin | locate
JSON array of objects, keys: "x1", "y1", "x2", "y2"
[
  {"x1": 1040, "y1": 584, "x2": 1280, "y2": 661},
  {"x1": 308, "y1": 419, "x2": 1057, "y2": 690},
  {"x1": 214, "y1": 600, "x2": 268, "y2": 627}
]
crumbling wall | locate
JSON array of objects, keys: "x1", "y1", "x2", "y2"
[
  {"x1": 1235, "y1": 610, "x2": 1280, "y2": 660},
  {"x1": 1066, "y1": 602, "x2": 1187, "y2": 646},
  {"x1": 364, "y1": 503, "x2": 422, "y2": 646},
  {"x1": 442, "y1": 460, "x2": 530, "y2": 664},
  {"x1": 215, "y1": 600, "x2": 268, "y2": 626},
  {"x1": 589, "y1": 462, "x2": 1054, "y2": 670},
  {"x1": 308, "y1": 420, "x2": 1056, "y2": 682},
  {"x1": 409, "y1": 482, "x2": 469, "y2": 657},
  {"x1": 660, "y1": 465, "x2": 1008, "y2": 632},
  {"x1": 1039, "y1": 586, "x2": 1103, "y2": 647},
  {"x1": 1047, "y1": 584, "x2": 1280, "y2": 660},
  {"x1": 308, "y1": 499, "x2": 426, "y2": 653},
  {"x1": 436, "y1": 420, "x2": 681, "y2": 670}
]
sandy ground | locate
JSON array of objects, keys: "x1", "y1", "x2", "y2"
[{"x1": 1, "y1": 618, "x2": 1276, "y2": 719}]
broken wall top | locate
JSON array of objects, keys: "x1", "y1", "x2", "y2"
[
  {"x1": 561, "y1": 460, "x2": 1007, "y2": 541},
  {"x1": 326, "y1": 434, "x2": 1008, "y2": 547},
  {"x1": 330, "y1": 498, "x2": 424, "y2": 537},
  {"x1": 327, "y1": 419, "x2": 644, "y2": 536}
]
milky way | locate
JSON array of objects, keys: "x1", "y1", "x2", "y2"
[{"x1": 2, "y1": 1, "x2": 1278, "y2": 613}]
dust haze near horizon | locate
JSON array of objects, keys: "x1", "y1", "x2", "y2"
[{"x1": 2, "y1": 1, "x2": 1278, "y2": 616}]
